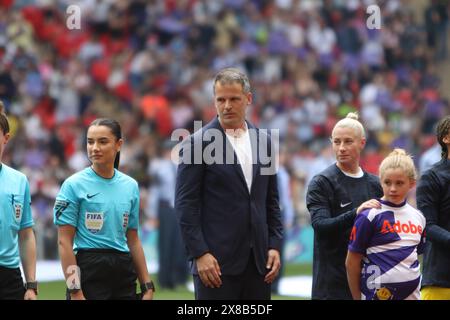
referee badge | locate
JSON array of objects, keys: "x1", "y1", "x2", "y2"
[
  {"x1": 85, "y1": 212, "x2": 104, "y2": 234},
  {"x1": 122, "y1": 212, "x2": 129, "y2": 229},
  {"x1": 14, "y1": 203, "x2": 23, "y2": 222}
]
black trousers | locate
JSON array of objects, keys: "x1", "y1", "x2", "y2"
[
  {"x1": 0, "y1": 266, "x2": 25, "y2": 300},
  {"x1": 68, "y1": 249, "x2": 138, "y2": 300},
  {"x1": 193, "y1": 253, "x2": 271, "y2": 300}
]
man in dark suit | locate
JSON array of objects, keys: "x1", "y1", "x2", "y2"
[{"x1": 175, "y1": 68, "x2": 283, "y2": 300}]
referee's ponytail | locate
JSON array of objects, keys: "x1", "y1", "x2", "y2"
[
  {"x1": 89, "y1": 118, "x2": 122, "y2": 169},
  {"x1": 0, "y1": 100, "x2": 9, "y2": 135}
]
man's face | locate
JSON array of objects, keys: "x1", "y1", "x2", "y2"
[
  {"x1": 0, "y1": 129, "x2": 9, "y2": 161},
  {"x1": 214, "y1": 82, "x2": 252, "y2": 130}
]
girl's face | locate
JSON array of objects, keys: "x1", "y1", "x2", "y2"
[
  {"x1": 86, "y1": 125, "x2": 122, "y2": 168},
  {"x1": 380, "y1": 168, "x2": 416, "y2": 205}
]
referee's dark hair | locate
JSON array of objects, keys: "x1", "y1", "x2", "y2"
[
  {"x1": 89, "y1": 118, "x2": 122, "y2": 169},
  {"x1": 0, "y1": 100, "x2": 9, "y2": 135},
  {"x1": 436, "y1": 115, "x2": 450, "y2": 160}
]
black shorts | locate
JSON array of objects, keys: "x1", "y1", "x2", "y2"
[
  {"x1": 68, "y1": 248, "x2": 139, "y2": 300},
  {"x1": 0, "y1": 265, "x2": 25, "y2": 300}
]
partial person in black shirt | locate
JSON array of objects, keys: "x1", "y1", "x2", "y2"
[
  {"x1": 306, "y1": 112, "x2": 383, "y2": 300},
  {"x1": 416, "y1": 115, "x2": 450, "y2": 300}
]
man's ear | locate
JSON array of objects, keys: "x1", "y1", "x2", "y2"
[
  {"x1": 246, "y1": 92, "x2": 253, "y2": 105},
  {"x1": 3, "y1": 132, "x2": 10, "y2": 144}
]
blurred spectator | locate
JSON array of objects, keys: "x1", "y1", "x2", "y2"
[
  {"x1": 147, "y1": 140, "x2": 188, "y2": 289},
  {"x1": 419, "y1": 142, "x2": 441, "y2": 174},
  {"x1": 271, "y1": 147, "x2": 295, "y2": 294},
  {"x1": 425, "y1": 0, "x2": 449, "y2": 61}
]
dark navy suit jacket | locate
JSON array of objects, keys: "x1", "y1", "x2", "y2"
[{"x1": 175, "y1": 117, "x2": 283, "y2": 276}]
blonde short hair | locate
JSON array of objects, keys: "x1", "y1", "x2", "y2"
[
  {"x1": 331, "y1": 112, "x2": 365, "y2": 139},
  {"x1": 379, "y1": 148, "x2": 417, "y2": 181}
]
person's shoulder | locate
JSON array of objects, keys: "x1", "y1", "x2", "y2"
[
  {"x1": 362, "y1": 207, "x2": 383, "y2": 222},
  {"x1": 405, "y1": 203, "x2": 426, "y2": 222},
  {"x1": 62, "y1": 167, "x2": 91, "y2": 186},
  {"x1": 1, "y1": 163, "x2": 28, "y2": 182},
  {"x1": 431, "y1": 158, "x2": 450, "y2": 171},
  {"x1": 184, "y1": 120, "x2": 218, "y2": 143},
  {"x1": 308, "y1": 164, "x2": 337, "y2": 186},
  {"x1": 421, "y1": 159, "x2": 448, "y2": 179},
  {"x1": 246, "y1": 121, "x2": 262, "y2": 133},
  {"x1": 246, "y1": 122, "x2": 276, "y2": 139},
  {"x1": 115, "y1": 170, "x2": 139, "y2": 188},
  {"x1": 315, "y1": 163, "x2": 339, "y2": 179},
  {"x1": 362, "y1": 171, "x2": 380, "y2": 184}
]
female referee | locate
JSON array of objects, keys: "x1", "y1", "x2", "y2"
[
  {"x1": 0, "y1": 101, "x2": 38, "y2": 300},
  {"x1": 54, "y1": 118, "x2": 154, "y2": 300}
]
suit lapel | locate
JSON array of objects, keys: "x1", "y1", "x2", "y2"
[{"x1": 248, "y1": 122, "x2": 260, "y2": 196}]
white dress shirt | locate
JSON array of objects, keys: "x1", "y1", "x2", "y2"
[{"x1": 225, "y1": 123, "x2": 253, "y2": 192}]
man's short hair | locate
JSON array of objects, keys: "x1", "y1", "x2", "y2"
[{"x1": 213, "y1": 68, "x2": 251, "y2": 94}]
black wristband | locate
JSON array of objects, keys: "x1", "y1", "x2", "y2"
[
  {"x1": 140, "y1": 280, "x2": 155, "y2": 293},
  {"x1": 68, "y1": 288, "x2": 81, "y2": 294},
  {"x1": 25, "y1": 281, "x2": 38, "y2": 295}
]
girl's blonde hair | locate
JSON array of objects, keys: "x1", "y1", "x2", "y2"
[
  {"x1": 331, "y1": 112, "x2": 366, "y2": 139},
  {"x1": 379, "y1": 148, "x2": 417, "y2": 181}
]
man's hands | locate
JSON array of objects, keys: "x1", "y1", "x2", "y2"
[
  {"x1": 264, "y1": 249, "x2": 281, "y2": 284},
  {"x1": 197, "y1": 249, "x2": 281, "y2": 287},
  {"x1": 196, "y1": 253, "x2": 222, "y2": 288}
]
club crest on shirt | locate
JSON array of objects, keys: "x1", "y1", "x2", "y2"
[
  {"x1": 122, "y1": 212, "x2": 129, "y2": 229},
  {"x1": 85, "y1": 212, "x2": 104, "y2": 234},
  {"x1": 375, "y1": 287, "x2": 393, "y2": 300},
  {"x1": 14, "y1": 203, "x2": 23, "y2": 222}
]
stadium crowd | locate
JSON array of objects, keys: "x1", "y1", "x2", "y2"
[{"x1": 0, "y1": 0, "x2": 448, "y2": 261}]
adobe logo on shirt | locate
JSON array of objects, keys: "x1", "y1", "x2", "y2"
[{"x1": 380, "y1": 220, "x2": 423, "y2": 235}]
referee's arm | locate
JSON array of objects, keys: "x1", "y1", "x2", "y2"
[
  {"x1": 127, "y1": 229, "x2": 153, "y2": 299},
  {"x1": 58, "y1": 225, "x2": 85, "y2": 300},
  {"x1": 19, "y1": 227, "x2": 37, "y2": 299}
]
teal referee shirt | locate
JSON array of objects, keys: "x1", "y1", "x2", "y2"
[
  {"x1": 54, "y1": 167, "x2": 140, "y2": 253},
  {"x1": 0, "y1": 163, "x2": 34, "y2": 268}
]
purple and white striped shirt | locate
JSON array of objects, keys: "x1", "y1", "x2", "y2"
[{"x1": 348, "y1": 199, "x2": 426, "y2": 300}]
